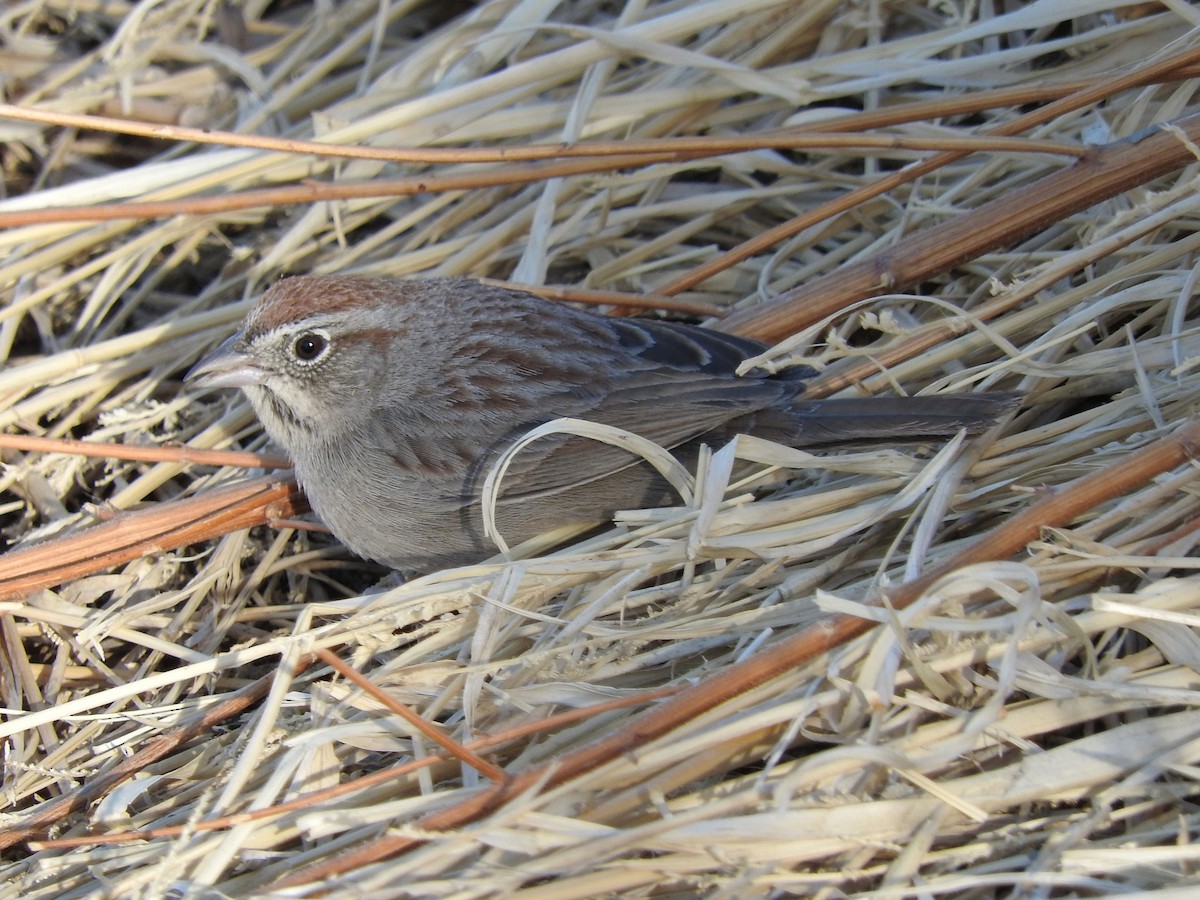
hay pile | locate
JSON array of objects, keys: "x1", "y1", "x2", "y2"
[{"x1": 3, "y1": 1, "x2": 1200, "y2": 896}]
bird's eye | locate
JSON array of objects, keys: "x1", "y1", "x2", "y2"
[{"x1": 292, "y1": 331, "x2": 329, "y2": 363}]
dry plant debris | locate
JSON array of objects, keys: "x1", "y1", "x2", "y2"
[{"x1": 3, "y1": 1, "x2": 1200, "y2": 897}]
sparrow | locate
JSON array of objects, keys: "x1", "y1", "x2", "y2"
[{"x1": 187, "y1": 276, "x2": 1016, "y2": 569}]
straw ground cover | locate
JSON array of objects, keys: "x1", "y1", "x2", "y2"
[{"x1": 3, "y1": 0, "x2": 1200, "y2": 895}]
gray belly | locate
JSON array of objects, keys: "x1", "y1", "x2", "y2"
[{"x1": 294, "y1": 453, "x2": 675, "y2": 570}]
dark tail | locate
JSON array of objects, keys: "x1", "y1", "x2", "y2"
[{"x1": 788, "y1": 393, "x2": 1020, "y2": 446}]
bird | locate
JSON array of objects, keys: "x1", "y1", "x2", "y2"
[{"x1": 186, "y1": 275, "x2": 1017, "y2": 570}]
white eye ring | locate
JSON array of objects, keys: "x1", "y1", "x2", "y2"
[{"x1": 291, "y1": 329, "x2": 331, "y2": 364}]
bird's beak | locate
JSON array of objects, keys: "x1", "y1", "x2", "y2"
[{"x1": 185, "y1": 332, "x2": 270, "y2": 389}]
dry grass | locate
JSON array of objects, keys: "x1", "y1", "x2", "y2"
[{"x1": 3, "y1": 1, "x2": 1200, "y2": 897}]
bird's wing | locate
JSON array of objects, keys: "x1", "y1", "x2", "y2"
[
  {"x1": 472, "y1": 315, "x2": 808, "y2": 506},
  {"x1": 464, "y1": 377, "x2": 778, "y2": 508}
]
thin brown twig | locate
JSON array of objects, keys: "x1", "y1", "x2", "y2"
[
  {"x1": 0, "y1": 153, "x2": 697, "y2": 227},
  {"x1": 0, "y1": 131, "x2": 1082, "y2": 230},
  {"x1": 313, "y1": 647, "x2": 508, "y2": 783},
  {"x1": 0, "y1": 432, "x2": 290, "y2": 470},
  {"x1": 0, "y1": 103, "x2": 1081, "y2": 163},
  {"x1": 795, "y1": 68, "x2": 1200, "y2": 134}
]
